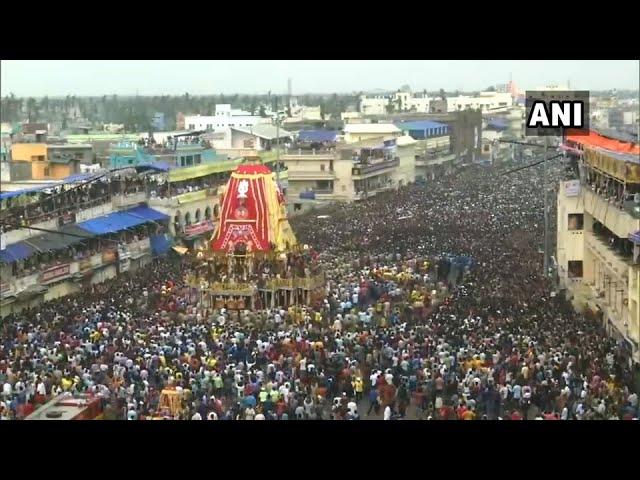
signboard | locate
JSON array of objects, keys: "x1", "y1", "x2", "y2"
[
  {"x1": 176, "y1": 189, "x2": 207, "y2": 205},
  {"x1": 564, "y1": 180, "x2": 580, "y2": 197},
  {"x1": 102, "y1": 249, "x2": 117, "y2": 264},
  {"x1": 40, "y1": 264, "x2": 71, "y2": 283},
  {"x1": 1, "y1": 281, "x2": 12, "y2": 298},
  {"x1": 184, "y1": 220, "x2": 215, "y2": 238},
  {"x1": 120, "y1": 258, "x2": 131, "y2": 273}
]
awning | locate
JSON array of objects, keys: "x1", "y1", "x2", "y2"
[
  {"x1": 76, "y1": 206, "x2": 168, "y2": 235},
  {"x1": 24, "y1": 224, "x2": 93, "y2": 252},
  {"x1": 150, "y1": 234, "x2": 172, "y2": 256},
  {"x1": 630, "y1": 230, "x2": 640, "y2": 244},
  {"x1": 0, "y1": 184, "x2": 60, "y2": 201},
  {"x1": 297, "y1": 130, "x2": 339, "y2": 143},
  {"x1": 125, "y1": 206, "x2": 169, "y2": 223},
  {"x1": 168, "y1": 160, "x2": 243, "y2": 182},
  {"x1": 0, "y1": 242, "x2": 36, "y2": 263}
]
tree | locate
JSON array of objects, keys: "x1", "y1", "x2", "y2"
[
  {"x1": 259, "y1": 105, "x2": 267, "y2": 117},
  {"x1": 26, "y1": 97, "x2": 36, "y2": 122},
  {"x1": 320, "y1": 103, "x2": 326, "y2": 120},
  {"x1": 385, "y1": 98, "x2": 395, "y2": 114},
  {"x1": 439, "y1": 89, "x2": 446, "y2": 101},
  {"x1": 486, "y1": 86, "x2": 496, "y2": 92}
]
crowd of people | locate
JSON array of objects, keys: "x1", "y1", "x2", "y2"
[{"x1": 1, "y1": 161, "x2": 638, "y2": 420}]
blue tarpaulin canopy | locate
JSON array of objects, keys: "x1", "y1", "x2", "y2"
[
  {"x1": 297, "y1": 130, "x2": 339, "y2": 143},
  {"x1": 0, "y1": 184, "x2": 59, "y2": 201},
  {"x1": 62, "y1": 172, "x2": 104, "y2": 183},
  {"x1": 150, "y1": 233, "x2": 172, "y2": 256},
  {"x1": 76, "y1": 206, "x2": 168, "y2": 235},
  {"x1": 630, "y1": 230, "x2": 640, "y2": 244},
  {"x1": 0, "y1": 242, "x2": 36, "y2": 263}
]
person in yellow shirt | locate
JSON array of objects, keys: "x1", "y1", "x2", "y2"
[
  {"x1": 462, "y1": 409, "x2": 476, "y2": 420},
  {"x1": 352, "y1": 377, "x2": 364, "y2": 401}
]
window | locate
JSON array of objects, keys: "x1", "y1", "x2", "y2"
[
  {"x1": 320, "y1": 164, "x2": 326, "y2": 171},
  {"x1": 184, "y1": 211, "x2": 191, "y2": 226},
  {"x1": 185, "y1": 155, "x2": 193, "y2": 166},
  {"x1": 188, "y1": 124, "x2": 195, "y2": 130},
  {"x1": 43, "y1": 166, "x2": 50, "y2": 176},
  {"x1": 294, "y1": 203, "x2": 302, "y2": 211},
  {"x1": 204, "y1": 207, "x2": 212, "y2": 219},
  {"x1": 329, "y1": 160, "x2": 334, "y2": 171},
  {"x1": 483, "y1": 144, "x2": 490, "y2": 152},
  {"x1": 194, "y1": 154, "x2": 202, "y2": 164},
  {"x1": 567, "y1": 261, "x2": 583, "y2": 278},
  {"x1": 568, "y1": 213, "x2": 584, "y2": 230},
  {"x1": 195, "y1": 209, "x2": 201, "y2": 222}
]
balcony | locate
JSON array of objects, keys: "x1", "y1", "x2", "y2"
[
  {"x1": 287, "y1": 170, "x2": 336, "y2": 181},
  {"x1": 583, "y1": 189, "x2": 640, "y2": 239},
  {"x1": 351, "y1": 157, "x2": 400, "y2": 178},
  {"x1": 585, "y1": 232, "x2": 632, "y2": 282},
  {"x1": 415, "y1": 153, "x2": 456, "y2": 167},
  {"x1": 282, "y1": 147, "x2": 335, "y2": 161},
  {"x1": 112, "y1": 191, "x2": 147, "y2": 208}
]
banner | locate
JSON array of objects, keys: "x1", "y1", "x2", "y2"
[
  {"x1": 184, "y1": 220, "x2": 215, "y2": 237},
  {"x1": 120, "y1": 258, "x2": 131, "y2": 273},
  {"x1": 40, "y1": 264, "x2": 71, "y2": 283},
  {"x1": 0, "y1": 281, "x2": 12, "y2": 298},
  {"x1": 176, "y1": 190, "x2": 207, "y2": 205},
  {"x1": 564, "y1": 180, "x2": 580, "y2": 197}
]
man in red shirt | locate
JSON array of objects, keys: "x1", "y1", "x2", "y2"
[{"x1": 510, "y1": 409, "x2": 523, "y2": 420}]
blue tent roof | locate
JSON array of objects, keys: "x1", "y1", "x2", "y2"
[
  {"x1": 487, "y1": 118, "x2": 509, "y2": 130},
  {"x1": 0, "y1": 242, "x2": 36, "y2": 263},
  {"x1": 76, "y1": 206, "x2": 168, "y2": 235},
  {"x1": 62, "y1": 172, "x2": 104, "y2": 183},
  {"x1": 395, "y1": 120, "x2": 448, "y2": 131},
  {"x1": 126, "y1": 206, "x2": 170, "y2": 222},
  {"x1": 150, "y1": 233, "x2": 172, "y2": 256},
  {"x1": 297, "y1": 130, "x2": 339, "y2": 143},
  {"x1": 0, "y1": 184, "x2": 58, "y2": 201}
]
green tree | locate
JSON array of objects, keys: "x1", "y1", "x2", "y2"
[
  {"x1": 439, "y1": 89, "x2": 446, "y2": 100},
  {"x1": 386, "y1": 98, "x2": 395, "y2": 114},
  {"x1": 26, "y1": 97, "x2": 36, "y2": 122}
]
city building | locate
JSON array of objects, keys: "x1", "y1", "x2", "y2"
[
  {"x1": 557, "y1": 129, "x2": 640, "y2": 363},
  {"x1": 343, "y1": 123, "x2": 401, "y2": 144},
  {"x1": 184, "y1": 104, "x2": 268, "y2": 132},
  {"x1": 0, "y1": 172, "x2": 174, "y2": 317},
  {"x1": 151, "y1": 112, "x2": 166, "y2": 131},
  {"x1": 446, "y1": 91, "x2": 513, "y2": 113},
  {"x1": 10, "y1": 143, "x2": 94, "y2": 180},
  {"x1": 359, "y1": 90, "x2": 431, "y2": 115},
  {"x1": 281, "y1": 132, "x2": 417, "y2": 214},
  {"x1": 229, "y1": 124, "x2": 293, "y2": 151}
]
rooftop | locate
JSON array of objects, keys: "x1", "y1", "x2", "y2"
[
  {"x1": 343, "y1": 123, "x2": 401, "y2": 134},
  {"x1": 231, "y1": 124, "x2": 292, "y2": 140}
]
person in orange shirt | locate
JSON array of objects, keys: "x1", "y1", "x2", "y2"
[{"x1": 462, "y1": 409, "x2": 476, "y2": 420}]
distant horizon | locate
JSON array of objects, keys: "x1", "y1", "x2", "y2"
[{"x1": 2, "y1": 60, "x2": 638, "y2": 97}]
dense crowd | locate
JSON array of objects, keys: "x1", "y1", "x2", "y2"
[{"x1": 1, "y1": 162, "x2": 638, "y2": 420}]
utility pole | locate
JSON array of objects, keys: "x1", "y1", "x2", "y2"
[
  {"x1": 543, "y1": 134, "x2": 550, "y2": 278},
  {"x1": 275, "y1": 95, "x2": 280, "y2": 184}
]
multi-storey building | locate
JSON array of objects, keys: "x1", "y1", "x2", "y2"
[
  {"x1": 281, "y1": 132, "x2": 416, "y2": 214},
  {"x1": 556, "y1": 129, "x2": 640, "y2": 364},
  {"x1": 184, "y1": 104, "x2": 269, "y2": 132},
  {"x1": 359, "y1": 90, "x2": 431, "y2": 115},
  {"x1": 0, "y1": 173, "x2": 173, "y2": 317}
]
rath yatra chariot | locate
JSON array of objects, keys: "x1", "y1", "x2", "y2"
[{"x1": 184, "y1": 162, "x2": 325, "y2": 311}]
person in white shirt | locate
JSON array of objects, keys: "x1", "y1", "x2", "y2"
[
  {"x1": 254, "y1": 413, "x2": 265, "y2": 420},
  {"x1": 191, "y1": 412, "x2": 202, "y2": 420},
  {"x1": 383, "y1": 405, "x2": 392, "y2": 420}
]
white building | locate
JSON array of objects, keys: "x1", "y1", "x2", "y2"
[
  {"x1": 343, "y1": 123, "x2": 402, "y2": 144},
  {"x1": 184, "y1": 104, "x2": 269, "y2": 132},
  {"x1": 447, "y1": 92, "x2": 513, "y2": 113},
  {"x1": 359, "y1": 90, "x2": 431, "y2": 115}
]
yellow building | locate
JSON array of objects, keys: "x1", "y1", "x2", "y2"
[
  {"x1": 556, "y1": 140, "x2": 640, "y2": 364},
  {"x1": 10, "y1": 143, "x2": 78, "y2": 180}
]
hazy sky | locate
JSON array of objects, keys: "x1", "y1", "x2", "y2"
[{"x1": 1, "y1": 60, "x2": 638, "y2": 97}]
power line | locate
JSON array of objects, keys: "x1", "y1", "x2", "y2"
[{"x1": 500, "y1": 153, "x2": 563, "y2": 176}]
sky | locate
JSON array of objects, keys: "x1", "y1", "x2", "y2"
[{"x1": 1, "y1": 60, "x2": 638, "y2": 97}]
